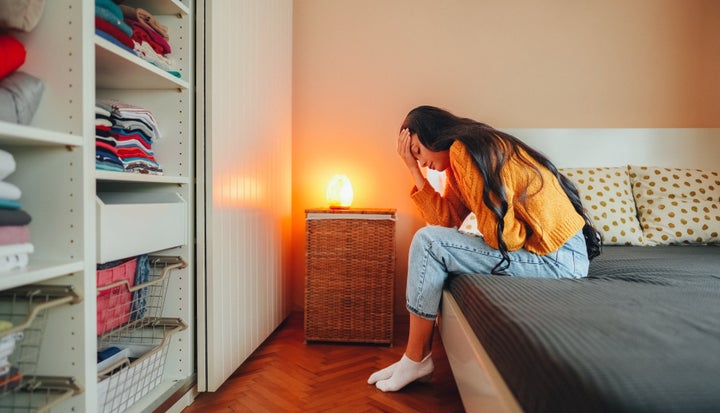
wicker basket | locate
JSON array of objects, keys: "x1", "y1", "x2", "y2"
[{"x1": 305, "y1": 208, "x2": 396, "y2": 344}]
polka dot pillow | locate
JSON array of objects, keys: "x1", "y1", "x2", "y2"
[
  {"x1": 459, "y1": 212, "x2": 483, "y2": 237},
  {"x1": 628, "y1": 165, "x2": 720, "y2": 245},
  {"x1": 559, "y1": 167, "x2": 644, "y2": 245}
]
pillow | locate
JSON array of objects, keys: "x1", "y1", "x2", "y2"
[
  {"x1": 628, "y1": 165, "x2": 720, "y2": 245},
  {"x1": 458, "y1": 212, "x2": 483, "y2": 237},
  {"x1": 559, "y1": 167, "x2": 644, "y2": 245}
]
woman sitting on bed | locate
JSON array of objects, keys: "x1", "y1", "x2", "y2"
[{"x1": 368, "y1": 105, "x2": 602, "y2": 392}]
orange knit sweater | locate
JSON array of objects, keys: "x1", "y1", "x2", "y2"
[{"x1": 410, "y1": 141, "x2": 585, "y2": 255}]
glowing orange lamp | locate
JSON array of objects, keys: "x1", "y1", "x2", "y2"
[{"x1": 326, "y1": 174, "x2": 354, "y2": 209}]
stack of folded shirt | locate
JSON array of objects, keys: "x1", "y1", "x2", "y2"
[
  {"x1": 0, "y1": 149, "x2": 33, "y2": 273},
  {"x1": 95, "y1": 104, "x2": 123, "y2": 172},
  {"x1": 95, "y1": 0, "x2": 181, "y2": 78},
  {"x1": 95, "y1": 99, "x2": 163, "y2": 175},
  {"x1": 94, "y1": 0, "x2": 134, "y2": 53}
]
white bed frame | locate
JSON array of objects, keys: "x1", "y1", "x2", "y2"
[{"x1": 437, "y1": 128, "x2": 720, "y2": 412}]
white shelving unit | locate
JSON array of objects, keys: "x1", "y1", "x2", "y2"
[
  {"x1": 0, "y1": 0, "x2": 92, "y2": 411},
  {"x1": 0, "y1": 0, "x2": 195, "y2": 411}
]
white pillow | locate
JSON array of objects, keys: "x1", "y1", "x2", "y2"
[
  {"x1": 628, "y1": 165, "x2": 720, "y2": 245},
  {"x1": 458, "y1": 212, "x2": 482, "y2": 237},
  {"x1": 560, "y1": 166, "x2": 644, "y2": 245}
]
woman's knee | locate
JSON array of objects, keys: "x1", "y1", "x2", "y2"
[{"x1": 411, "y1": 226, "x2": 451, "y2": 250}]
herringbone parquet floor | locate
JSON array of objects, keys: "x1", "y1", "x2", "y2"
[{"x1": 182, "y1": 311, "x2": 465, "y2": 413}]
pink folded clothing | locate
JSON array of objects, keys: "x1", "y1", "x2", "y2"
[
  {"x1": 0, "y1": 226, "x2": 30, "y2": 246},
  {"x1": 0, "y1": 35, "x2": 26, "y2": 79}
]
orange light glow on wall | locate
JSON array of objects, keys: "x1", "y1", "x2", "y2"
[{"x1": 326, "y1": 174, "x2": 353, "y2": 209}]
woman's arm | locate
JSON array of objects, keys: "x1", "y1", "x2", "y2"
[{"x1": 397, "y1": 128, "x2": 426, "y2": 190}]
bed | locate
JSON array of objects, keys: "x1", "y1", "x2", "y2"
[
  {"x1": 436, "y1": 129, "x2": 720, "y2": 413},
  {"x1": 440, "y1": 245, "x2": 720, "y2": 413}
]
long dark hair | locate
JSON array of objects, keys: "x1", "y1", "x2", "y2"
[{"x1": 401, "y1": 105, "x2": 602, "y2": 274}]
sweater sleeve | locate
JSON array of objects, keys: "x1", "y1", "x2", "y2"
[{"x1": 410, "y1": 175, "x2": 469, "y2": 228}]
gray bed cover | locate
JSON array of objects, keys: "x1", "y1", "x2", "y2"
[{"x1": 447, "y1": 245, "x2": 720, "y2": 413}]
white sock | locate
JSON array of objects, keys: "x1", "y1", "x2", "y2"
[
  {"x1": 367, "y1": 360, "x2": 399, "y2": 384},
  {"x1": 376, "y1": 353, "x2": 434, "y2": 392}
]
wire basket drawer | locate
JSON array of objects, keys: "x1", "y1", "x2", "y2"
[
  {"x1": 97, "y1": 318, "x2": 186, "y2": 413},
  {"x1": 0, "y1": 285, "x2": 83, "y2": 411},
  {"x1": 96, "y1": 256, "x2": 185, "y2": 338}
]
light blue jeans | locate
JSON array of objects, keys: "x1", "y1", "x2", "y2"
[{"x1": 406, "y1": 226, "x2": 589, "y2": 320}]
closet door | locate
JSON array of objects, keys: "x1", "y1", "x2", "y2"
[{"x1": 196, "y1": 0, "x2": 293, "y2": 391}]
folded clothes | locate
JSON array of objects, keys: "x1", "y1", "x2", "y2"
[
  {"x1": 95, "y1": 0, "x2": 132, "y2": 37},
  {"x1": 119, "y1": 5, "x2": 169, "y2": 40},
  {"x1": 0, "y1": 0, "x2": 46, "y2": 32},
  {"x1": 110, "y1": 128, "x2": 154, "y2": 148},
  {"x1": 98, "y1": 346, "x2": 122, "y2": 363},
  {"x1": 95, "y1": 117, "x2": 112, "y2": 128},
  {"x1": 96, "y1": 99, "x2": 162, "y2": 139},
  {"x1": 95, "y1": 29, "x2": 135, "y2": 55},
  {"x1": 95, "y1": 161, "x2": 124, "y2": 173},
  {"x1": 0, "y1": 34, "x2": 25, "y2": 79},
  {"x1": 133, "y1": 41, "x2": 181, "y2": 77},
  {"x1": 0, "y1": 252, "x2": 29, "y2": 273},
  {"x1": 0, "y1": 321, "x2": 11, "y2": 333},
  {"x1": 0, "y1": 226, "x2": 30, "y2": 246},
  {"x1": 0, "y1": 70, "x2": 45, "y2": 125},
  {"x1": 0, "y1": 181, "x2": 21, "y2": 200},
  {"x1": 0, "y1": 331, "x2": 22, "y2": 362},
  {"x1": 0, "y1": 199, "x2": 21, "y2": 209},
  {"x1": 0, "y1": 243, "x2": 33, "y2": 256},
  {"x1": 0, "y1": 209, "x2": 30, "y2": 226},
  {"x1": 0, "y1": 367, "x2": 22, "y2": 393},
  {"x1": 111, "y1": 119, "x2": 157, "y2": 141},
  {"x1": 0, "y1": 150, "x2": 14, "y2": 181},
  {"x1": 127, "y1": 19, "x2": 171, "y2": 55},
  {"x1": 95, "y1": 16, "x2": 135, "y2": 50},
  {"x1": 0, "y1": 242, "x2": 35, "y2": 272}
]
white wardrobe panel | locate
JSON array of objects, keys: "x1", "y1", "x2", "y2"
[{"x1": 197, "y1": 0, "x2": 293, "y2": 392}]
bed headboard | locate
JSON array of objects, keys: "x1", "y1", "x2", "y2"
[{"x1": 504, "y1": 128, "x2": 720, "y2": 171}]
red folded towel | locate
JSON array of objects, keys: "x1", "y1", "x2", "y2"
[{"x1": 0, "y1": 35, "x2": 26, "y2": 79}]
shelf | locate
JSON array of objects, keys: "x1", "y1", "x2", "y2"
[
  {"x1": 95, "y1": 37, "x2": 189, "y2": 91},
  {"x1": 3, "y1": 0, "x2": 196, "y2": 410},
  {"x1": 0, "y1": 261, "x2": 85, "y2": 291},
  {"x1": 95, "y1": 170, "x2": 191, "y2": 185},
  {"x1": 0, "y1": 122, "x2": 83, "y2": 147},
  {"x1": 123, "y1": 0, "x2": 190, "y2": 16}
]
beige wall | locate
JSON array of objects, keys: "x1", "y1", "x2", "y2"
[{"x1": 291, "y1": 0, "x2": 720, "y2": 313}]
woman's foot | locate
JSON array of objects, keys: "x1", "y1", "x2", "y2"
[
  {"x1": 375, "y1": 353, "x2": 434, "y2": 392},
  {"x1": 367, "y1": 360, "x2": 399, "y2": 384}
]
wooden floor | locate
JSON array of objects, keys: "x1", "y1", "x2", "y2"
[{"x1": 182, "y1": 311, "x2": 465, "y2": 413}]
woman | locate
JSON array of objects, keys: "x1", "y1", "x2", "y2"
[{"x1": 368, "y1": 106, "x2": 602, "y2": 392}]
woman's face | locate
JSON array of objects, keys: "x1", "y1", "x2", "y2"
[{"x1": 410, "y1": 133, "x2": 450, "y2": 171}]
